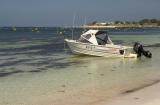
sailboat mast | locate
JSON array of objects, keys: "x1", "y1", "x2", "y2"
[{"x1": 72, "y1": 14, "x2": 76, "y2": 39}]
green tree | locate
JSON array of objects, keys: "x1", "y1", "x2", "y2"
[
  {"x1": 158, "y1": 21, "x2": 160, "y2": 26},
  {"x1": 125, "y1": 21, "x2": 131, "y2": 24},
  {"x1": 139, "y1": 19, "x2": 150, "y2": 25},
  {"x1": 150, "y1": 19, "x2": 158, "y2": 23},
  {"x1": 91, "y1": 21, "x2": 97, "y2": 25},
  {"x1": 114, "y1": 21, "x2": 122, "y2": 24},
  {"x1": 132, "y1": 21, "x2": 137, "y2": 24}
]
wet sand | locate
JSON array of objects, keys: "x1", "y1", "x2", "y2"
[
  {"x1": 32, "y1": 78, "x2": 160, "y2": 105},
  {"x1": 100, "y1": 82, "x2": 160, "y2": 105}
]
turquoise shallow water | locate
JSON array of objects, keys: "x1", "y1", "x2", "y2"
[{"x1": 0, "y1": 27, "x2": 160, "y2": 105}]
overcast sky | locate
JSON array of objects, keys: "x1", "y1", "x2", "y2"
[{"x1": 0, "y1": 0, "x2": 160, "y2": 26}]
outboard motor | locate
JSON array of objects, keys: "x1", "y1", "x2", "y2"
[{"x1": 133, "y1": 42, "x2": 152, "y2": 58}]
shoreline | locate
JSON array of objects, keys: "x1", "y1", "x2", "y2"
[
  {"x1": 99, "y1": 81, "x2": 160, "y2": 105},
  {"x1": 81, "y1": 25, "x2": 160, "y2": 29},
  {"x1": 0, "y1": 26, "x2": 160, "y2": 28}
]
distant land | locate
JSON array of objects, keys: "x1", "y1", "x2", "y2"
[
  {"x1": 0, "y1": 19, "x2": 160, "y2": 29},
  {"x1": 82, "y1": 19, "x2": 160, "y2": 29}
]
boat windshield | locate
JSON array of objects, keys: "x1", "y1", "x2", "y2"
[
  {"x1": 78, "y1": 34, "x2": 92, "y2": 43},
  {"x1": 96, "y1": 33, "x2": 113, "y2": 45}
]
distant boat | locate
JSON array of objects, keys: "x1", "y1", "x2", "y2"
[
  {"x1": 12, "y1": 27, "x2": 17, "y2": 31},
  {"x1": 65, "y1": 30, "x2": 152, "y2": 58},
  {"x1": 31, "y1": 27, "x2": 40, "y2": 32}
]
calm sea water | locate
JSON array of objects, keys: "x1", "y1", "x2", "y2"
[{"x1": 0, "y1": 27, "x2": 160, "y2": 105}]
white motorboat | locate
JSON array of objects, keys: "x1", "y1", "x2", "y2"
[{"x1": 65, "y1": 30, "x2": 152, "y2": 58}]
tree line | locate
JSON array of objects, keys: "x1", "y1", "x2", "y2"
[{"x1": 89, "y1": 19, "x2": 160, "y2": 26}]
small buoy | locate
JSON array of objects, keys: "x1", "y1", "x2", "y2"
[
  {"x1": 35, "y1": 27, "x2": 38, "y2": 31},
  {"x1": 59, "y1": 32, "x2": 63, "y2": 35}
]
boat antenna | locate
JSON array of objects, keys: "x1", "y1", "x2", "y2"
[
  {"x1": 71, "y1": 13, "x2": 76, "y2": 39},
  {"x1": 83, "y1": 16, "x2": 87, "y2": 33}
]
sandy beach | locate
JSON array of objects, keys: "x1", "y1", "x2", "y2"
[
  {"x1": 100, "y1": 82, "x2": 160, "y2": 105},
  {"x1": 36, "y1": 78, "x2": 160, "y2": 105}
]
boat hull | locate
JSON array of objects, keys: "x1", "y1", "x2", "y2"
[{"x1": 65, "y1": 39, "x2": 127, "y2": 58}]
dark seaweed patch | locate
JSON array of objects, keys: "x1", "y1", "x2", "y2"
[
  {"x1": 57, "y1": 90, "x2": 65, "y2": 93},
  {"x1": 0, "y1": 70, "x2": 24, "y2": 77},
  {"x1": 28, "y1": 70, "x2": 41, "y2": 73},
  {"x1": 0, "y1": 55, "x2": 83, "y2": 78},
  {"x1": 0, "y1": 57, "x2": 16, "y2": 61},
  {"x1": 122, "y1": 80, "x2": 160, "y2": 94},
  {"x1": 100, "y1": 74, "x2": 104, "y2": 76},
  {"x1": 44, "y1": 62, "x2": 74, "y2": 69},
  {"x1": 0, "y1": 59, "x2": 31, "y2": 67},
  {"x1": 0, "y1": 42, "x2": 67, "y2": 56}
]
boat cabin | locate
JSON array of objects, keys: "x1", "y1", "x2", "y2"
[{"x1": 78, "y1": 30, "x2": 113, "y2": 45}]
